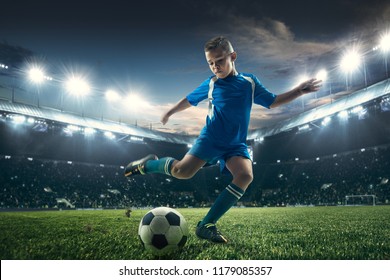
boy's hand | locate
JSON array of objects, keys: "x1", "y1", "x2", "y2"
[
  {"x1": 159, "y1": 97, "x2": 191, "y2": 125},
  {"x1": 298, "y1": 78, "x2": 322, "y2": 95},
  {"x1": 160, "y1": 112, "x2": 170, "y2": 125}
]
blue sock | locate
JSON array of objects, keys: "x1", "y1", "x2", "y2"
[
  {"x1": 199, "y1": 183, "x2": 245, "y2": 226},
  {"x1": 144, "y1": 157, "x2": 175, "y2": 176}
]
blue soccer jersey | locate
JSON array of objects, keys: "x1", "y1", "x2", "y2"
[{"x1": 186, "y1": 72, "x2": 276, "y2": 170}]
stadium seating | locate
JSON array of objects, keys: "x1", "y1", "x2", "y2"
[{"x1": 1, "y1": 144, "x2": 389, "y2": 209}]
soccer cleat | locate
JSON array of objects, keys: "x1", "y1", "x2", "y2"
[
  {"x1": 195, "y1": 221, "x2": 228, "y2": 243},
  {"x1": 124, "y1": 154, "x2": 158, "y2": 177}
]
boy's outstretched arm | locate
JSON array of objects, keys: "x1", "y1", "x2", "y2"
[
  {"x1": 270, "y1": 78, "x2": 321, "y2": 108},
  {"x1": 161, "y1": 97, "x2": 192, "y2": 125}
]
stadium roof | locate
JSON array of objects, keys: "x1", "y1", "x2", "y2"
[
  {"x1": 0, "y1": 99, "x2": 196, "y2": 145},
  {"x1": 1, "y1": 78, "x2": 389, "y2": 144},
  {"x1": 248, "y1": 78, "x2": 390, "y2": 140}
]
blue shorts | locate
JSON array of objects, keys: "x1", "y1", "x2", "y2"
[{"x1": 187, "y1": 136, "x2": 251, "y2": 174}]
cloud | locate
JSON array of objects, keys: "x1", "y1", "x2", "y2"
[
  {"x1": 249, "y1": 105, "x2": 301, "y2": 130},
  {"x1": 227, "y1": 17, "x2": 336, "y2": 77},
  {"x1": 131, "y1": 101, "x2": 209, "y2": 136}
]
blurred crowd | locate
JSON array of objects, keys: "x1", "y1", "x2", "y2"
[
  {"x1": 248, "y1": 145, "x2": 390, "y2": 207},
  {"x1": 0, "y1": 158, "x2": 198, "y2": 209},
  {"x1": 1, "y1": 144, "x2": 389, "y2": 209}
]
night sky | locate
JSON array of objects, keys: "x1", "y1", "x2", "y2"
[{"x1": 1, "y1": 0, "x2": 389, "y2": 135}]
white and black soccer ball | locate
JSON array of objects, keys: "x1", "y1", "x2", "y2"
[{"x1": 138, "y1": 207, "x2": 189, "y2": 255}]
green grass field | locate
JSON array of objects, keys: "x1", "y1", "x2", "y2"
[{"x1": 0, "y1": 206, "x2": 389, "y2": 260}]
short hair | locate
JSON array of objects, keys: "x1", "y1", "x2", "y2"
[{"x1": 204, "y1": 36, "x2": 234, "y2": 53}]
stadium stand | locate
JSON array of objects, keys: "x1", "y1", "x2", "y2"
[
  {"x1": 1, "y1": 44, "x2": 390, "y2": 209},
  {"x1": 1, "y1": 89, "x2": 390, "y2": 209},
  {"x1": 0, "y1": 142, "x2": 389, "y2": 209}
]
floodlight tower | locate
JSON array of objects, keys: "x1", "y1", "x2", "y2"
[
  {"x1": 29, "y1": 68, "x2": 45, "y2": 84},
  {"x1": 340, "y1": 49, "x2": 362, "y2": 90},
  {"x1": 28, "y1": 67, "x2": 45, "y2": 107},
  {"x1": 65, "y1": 76, "x2": 91, "y2": 117},
  {"x1": 379, "y1": 32, "x2": 390, "y2": 77},
  {"x1": 65, "y1": 77, "x2": 90, "y2": 96}
]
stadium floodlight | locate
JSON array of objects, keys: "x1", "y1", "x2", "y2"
[
  {"x1": 125, "y1": 93, "x2": 150, "y2": 110},
  {"x1": 298, "y1": 124, "x2": 310, "y2": 131},
  {"x1": 338, "y1": 110, "x2": 349, "y2": 119},
  {"x1": 28, "y1": 66, "x2": 52, "y2": 107},
  {"x1": 29, "y1": 67, "x2": 45, "y2": 84},
  {"x1": 105, "y1": 90, "x2": 120, "y2": 102},
  {"x1": 316, "y1": 69, "x2": 327, "y2": 81},
  {"x1": 321, "y1": 116, "x2": 331, "y2": 126},
  {"x1": 67, "y1": 124, "x2": 81, "y2": 132},
  {"x1": 104, "y1": 131, "x2": 116, "y2": 140},
  {"x1": 379, "y1": 32, "x2": 390, "y2": 53},
  {"x1": 340, "y1": 49, "x2": 361, "y2": 73},
  {"x1": 351, "y1": 105, "x2": 363, "y2": 114},
  {"x1": 130, "y1": 136, "x2": 144, "y2": 142},
  {"x1": 379, "y1": 32, "x2": 390, "y2": 77},
  {"x1": 84, "y1": 127, "x2": 96, "y2": 136},
  {"x1": 65, "y1": 76, "x2": 90, "y2": 96},
  {"x1": 12, "y1": 115, "x2": 26, "y2": 124},
  {"x1": 254, "y1": 137, "x2": 264, "y2": 143}
]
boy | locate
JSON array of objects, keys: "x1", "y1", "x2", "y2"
[{"x1": 124, "y1": 36, "x2": 321, "y2": 243}]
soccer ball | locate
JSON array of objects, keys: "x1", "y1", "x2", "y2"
[{"x1": 138, "y1": 207, "x2": 189, "y2": 255}]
